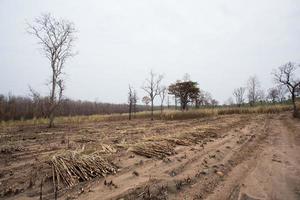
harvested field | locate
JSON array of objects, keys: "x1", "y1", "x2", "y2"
[{"x1": 0, "y1": 112, "x2": 300, "y2": 200}]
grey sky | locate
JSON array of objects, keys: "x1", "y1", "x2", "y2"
[{"x1": 0, "y1": 0, "x2": 299, "y2": 104}]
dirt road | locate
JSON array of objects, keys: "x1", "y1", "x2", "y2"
[
  {"x1": 1, "y1": 113, "x2": 299, "y2": 200},
  {"x1": 206, "y1": 115, "x2": 300, "y2": 200}
]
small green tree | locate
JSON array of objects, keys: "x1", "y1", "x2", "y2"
[{"x1": 168, "y1": 81, "x2": 200, "y2": 110}]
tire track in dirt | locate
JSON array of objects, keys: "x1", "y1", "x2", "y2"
[
  {"x1": 170, "y1": 116, "x2": 270, "y2": 200},
  {"x1": 206, "y1": 114, "x2": 300, "y2": 200},
  {"x1": 68, "y1": 115, "x2": 263, "y2": 200},
  {"x1": 0, "y1": 114, "x2": 278, "y2": 200}
]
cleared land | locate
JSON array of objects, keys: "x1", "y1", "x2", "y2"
[{"x1": 0, "y1": 112, "x2": 300, "y2": 200}]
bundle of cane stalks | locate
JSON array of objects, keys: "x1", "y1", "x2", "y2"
[
  {"x1": 130, "y1": 142, "x2": 175, "y2": 159},
  {"x1": 50, "y1": 151, "x2": 117, "y2": 188}
]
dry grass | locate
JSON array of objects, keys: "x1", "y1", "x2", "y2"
[
  {"x1": 216, "y1": 104, "x2": 292, "y2": 115},
  {"x1": 0, "y1": 104, "x2": 292, "y2": 127},
  {"x1": 160, "y1": 104, "x2": 291, "y2": 120}
]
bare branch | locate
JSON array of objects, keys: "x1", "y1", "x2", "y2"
[
  {"x1": 142, "y1": 70, "x2": 163, "y2": 120},
  {"x1": 27, "y1": 13, "x2": 76, "y2": 127},
  {"x1": 273, "y1": 62, "x2": 300, "y2": 117}
]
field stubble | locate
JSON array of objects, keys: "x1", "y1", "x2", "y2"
[{"x1": 0, "y1": 106, "x2": 299, "y2": 200}]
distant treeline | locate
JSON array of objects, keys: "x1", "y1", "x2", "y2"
[{"x1": 0, "y1": 94, "x2": 148, "y2": 121}]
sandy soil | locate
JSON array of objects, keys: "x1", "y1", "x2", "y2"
[{"x1": 0, "y1": 113, "x2": 299, "y2": 200}]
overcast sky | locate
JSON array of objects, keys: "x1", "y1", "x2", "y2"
[{"x1": 0, "y1": 0, "x2": 299, "y2": 104}]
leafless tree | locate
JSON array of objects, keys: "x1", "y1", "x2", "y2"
[
  {"x1": 174, "y1": 95, "x2": 178, "y2": 110},
  {"x1": 0, "y1": 92, "x2": 150, "y2": 121},
  {"x1": 182, "y1": 73, "x2": 191, "y2": 81},
  {"x1": 27, "y1": 13, "x2": 76, "y2": 127},
  {"x1": 142, "y1": 96, "x2": 151, "y2": 108},
  {"x1": 132, "y1": 90, "x2": 138, "y2": 116},
  {"x1": 233, "y1": 87, "x2": 246, "y2": 106},
  {"x1": 128, "y1": 85, "x2": 133, "y2": 120},
  {"x1": 197, "y1": 90, "x2": 213, "y2": 106},
  {"x1": 142, "y1": 70, "x2": 163, "y2": 120},
  {"x1": 277, "y1": 85, "x2": 288, "y2": 102},
  {"x1": 247, "y1": 76, "x2": 261, "y2": 106},
  {"x1": 273, "y1": 62, "x2": 300, "y2": 117},
  {"x1": 159, "y1": 86, "x2": 167, "y2": 114},
  {"x1": 211, "y1": 99, "x2": 219, "y2": 107},
  {"x1": 267, "y1": 87, "x2": 279, "y2": 103},
  {"x1": 257, "y1": 89, "x2": 266, "y2": 103},
  {"x1": 225, "y1": 97, "x2": 234, "y2": 106},
  {"x1": 28, "y1": 86, "x2": 43, "y2": 118}
]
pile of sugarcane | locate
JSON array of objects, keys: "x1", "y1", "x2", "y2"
[
  {"x1": 50, "y1": 151, "x2": 117, "y2": 188},
  {"x1": 130, "y1": 142, "x2": 175, "y2": 159}
]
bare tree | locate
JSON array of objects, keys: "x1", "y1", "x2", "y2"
[
  {"x1": 247, "y1": 76, "x2": 261, "y2": 106},
  {"x1": 233, "y1": 87, "x2": 246, "y2": 106},
  {"x1": 27, "y1": 13, "x2": 76, "y2": 127},
  {"x1": 159, "y1": 86, "x2": 167, "y2": 114},
  {"x1": 211, "y1": 99, "x2": 219, "y2": 107},
  {"x1": 0, "y1": 92, "x2": 150, "y2": 121},
  {"x1": 267, "y1": 87, "x2": 279, "y2": 103},
  {"x1": 174, "y1": 95, "x2": 178, "y2": 110},
  {"x1": 182, "y1": 73, "x2": 191, "y2": 81},
  {"x1": 225, "y1": 97, "x2": 234, "y2": 106},
  {"x1": 128, "y1": 85, "x2": 133, "y2": 120},
  {"x1": 29, "y1": 86, "x2": 40, "y2": 118},
  {"x1": 132, "y1": 90, "x2": 138, "y2": 116},
  {"x1": 142, "y1": 96, "x2": 151, "y2": 108},
  {"x1": 273, "y1": 62, "x2": 300, "y2": 117},
  {"x1": 277, "y1": 85, "x2": 288, "y2": 102},
  {"x1": 142, "y1": 70, "x2": 163, "y2": 120},
  {"x1": 197, "y1": 90, "x2": 213, "y2": 106},
  {"x1": 257, "y1": 89, "x2": 266, "y2": 103}
]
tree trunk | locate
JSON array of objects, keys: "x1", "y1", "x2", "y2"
[
  {"x1": 181, "y1": 102, "x2": 185, "y2": 111},
  {"x1": 167, "y1": 96, "x2": 170, "y2": 109},
  {"x1": 151, "y1": 100, "x2": 154, "y2": 120},
  {"x1": 292, "y1": 93, "x2": 298, "y2": 117},
  {"x1": 49, "y1": 67, "x2": 56, "y2": 128},
  {"x1": 133, "y1": 104, "x2": 136, "y2": 117},
  {"x1": 49, "y1": 113, "x2": 55, "y2": 128},
  {"x1": 129, "y1": 103, "x2": 132, "y2": 120}
]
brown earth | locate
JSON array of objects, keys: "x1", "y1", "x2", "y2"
[{"x1": 0, "y1": 113, "x2": 299, "y2": 200}]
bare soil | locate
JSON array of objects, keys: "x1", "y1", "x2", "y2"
[{"x1": 0, "y1": 113, "x2": 299, "y2": 200}]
